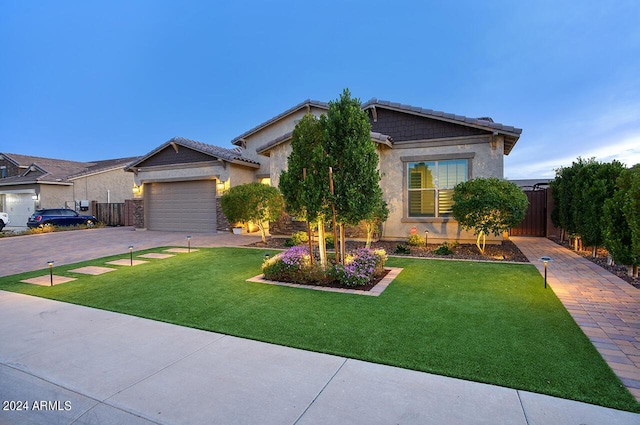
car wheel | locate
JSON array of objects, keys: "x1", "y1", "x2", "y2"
[
  {"x1": 0, "y1": 222, "x2": 4, "y2": 231},
  {"x1": 85, "y1": 220, "x2": 95, "y2": 228}
]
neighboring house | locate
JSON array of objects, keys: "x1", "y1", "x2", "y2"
[
  {"x1": 0, "y1": 153, "x2": 137, "y2": 227},
  {"x1": 127, "y1": 98, "x2": 522, "y2": 242}
]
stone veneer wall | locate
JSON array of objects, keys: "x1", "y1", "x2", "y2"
[
  {"x1": 216, "y1": 198, "x2": 231, "y2": 232},
  {"x1": 132, "y1": 199, "x2": 144, "y2": 228},
  {"x1": 269, "y1": 212, "x2": 374, "y2": 240}
]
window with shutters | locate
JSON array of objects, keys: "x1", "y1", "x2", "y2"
[{"x1": 407, "y1": 159, "x2": 468, "y2": 217}]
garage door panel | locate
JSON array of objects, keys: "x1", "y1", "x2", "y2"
[{"x1": 147, "y1": 181, "x2": 216, "y2": 232}]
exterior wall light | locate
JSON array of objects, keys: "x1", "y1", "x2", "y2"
[
  {"x1": 48, "y1": 260, "x2": 54, "y2": 286},
  {"x1": 132, "y1": 185, "x2": 141, "y2": 195},
  {"x1": 539, "y1": 256, "x2": 552, "y2": 288}
]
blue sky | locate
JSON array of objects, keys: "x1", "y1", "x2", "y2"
[{"x1": 1, "y1": 1, "x2": 639, "y2": 179}]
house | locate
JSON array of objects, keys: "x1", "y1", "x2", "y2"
[
  {"x1": 127, "y1": 98, "x2": 522, "y2": 242},
  {"x1": 0, "y1": 153, "x2": 137, "y2": 228}
]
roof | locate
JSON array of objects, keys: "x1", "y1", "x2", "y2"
[
  {"x1": 0, "y1": 153, "x2": 137, "y2": 186},
  {"x1": 231, "y1": 99, "x2": 329, "y2": 146},
  {"x1": 256, "y1": 131, "x2": 393, "y2": 156},
  {"x1": 232, "y1": 97, "x2": 522, "y2": 155},
  {"x1": 125, "y1": 136, "x2": 260, "y2": 170},
  {"x1": 361, "y1": 98, "x2": 522, "y2": 154}
]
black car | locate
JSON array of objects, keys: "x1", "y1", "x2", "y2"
[{"x1": 27, "y1": 208, "x2": 97, "y2": 228}]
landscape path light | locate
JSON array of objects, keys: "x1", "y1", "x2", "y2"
[
  {"x1": 539, "y1": 256, "x2": 552, "y2": 289},
  {"x1": 48, "y1": 260, "x2": 54, "y2": 286},
  {"x1": 424, "y1": 230, "x2": 429, "y2": 247},
  {"x1": 129, "y1": 246, "x2": 134, "y2": 266},
  {"x1": 187, "y1": 235, "x2": 191, "y2": 253}
]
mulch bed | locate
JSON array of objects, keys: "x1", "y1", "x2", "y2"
[
  {"x1": 246, "y1": 238, "x2": 530, "y2": 263},
  {"x1": 548, "y1": 237, "x2": 640, "y2": 289}
]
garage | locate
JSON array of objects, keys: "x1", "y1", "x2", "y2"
[
  {"x1": 2, "y1": 192, "x2": 36, "y2": 229},
  {"x1": 146, "y1": 180, "x2": 216, "y2": 232}
]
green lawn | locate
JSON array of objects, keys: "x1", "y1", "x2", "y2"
[{"x1": 1, "y1": 247, "x2": 638, "y2": 412}]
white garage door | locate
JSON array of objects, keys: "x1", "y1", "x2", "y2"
[
  {"x1": 4, "y1": 193, "x2": 36, "y2": 228},
  {"x1": 146, "y1": 180, "x2": 216, "y2": 232}
]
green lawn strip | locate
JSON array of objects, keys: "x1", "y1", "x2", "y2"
[{"x1": 0, "y1": 247, "x2": 637, "y2": 412}]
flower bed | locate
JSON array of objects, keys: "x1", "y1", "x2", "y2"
[{"x1": 262, "y1": 246, "x2": 387, "y2": 288}]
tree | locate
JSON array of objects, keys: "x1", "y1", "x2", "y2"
[
  {"x1": 323, "y1": 88, "x2": 384, "y2": 261},
  {"x1": 220, "y1": 182, "x2": 284, "y2": 243},
  {"x1": 550, "y1": 158, "x2": 589, "y2": 243},
  {"x1": 278, "y1": 113, "x2": 331, "y2": 266},
  {"x1": 451, "y1": 177, "x2": 528, "y2": 254},
  {"x1": 604, "y1": 164, "x2": 640, "y2": 277}
]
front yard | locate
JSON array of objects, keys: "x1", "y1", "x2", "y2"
[{"x1": 0, "y1": 247, "x2": 637, "y2": 412}]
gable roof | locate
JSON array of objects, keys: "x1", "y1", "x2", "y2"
[
  {"x1": 256, "y1": 130, "x2": 393, "y2": 156},
  {"x1": 231, "y1": 99, "x2": 329, "y2": 146},
  {"x1": 0, "y1": 153, "x2": 137, "y2": 186},
  {"x1": 361, "y1": 99, "x2": 522, "y2": 154},
  {"x1": 125, "y1": 136, "x2": 260, "y2": 171}
]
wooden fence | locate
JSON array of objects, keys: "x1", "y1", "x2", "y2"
[{"x1": 94, "y1": 202, "x2": 126, "y2": 226}]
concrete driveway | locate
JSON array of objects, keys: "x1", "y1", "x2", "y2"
[{"x1": 0, "y1": 226, "x2": 262, "y2": 277}]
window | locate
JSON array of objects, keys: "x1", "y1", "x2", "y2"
[{"x1": 407, "y1": 159, "x2": 468, "y2": 217}]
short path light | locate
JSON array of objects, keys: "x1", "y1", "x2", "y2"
[
  {"x1": 264, "y1": 253, "x2": 270, "y2": 261},
  {"x1": 187, "y1": 235, "x2": 191, "y2": 253},
  {"x1": 539, "y1": 256, "x2": 552, "y2": 288},
  {"x1": 129, "y1": 246, "x2": 134, "y2": 266},
  {"x1": 424, "y1": 230, "x2": 429, "y2": 248},
  {"x1": 48, "y1": 260, "x2": 54, "y2": 286}
]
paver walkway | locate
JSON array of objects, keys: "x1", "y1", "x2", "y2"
[{"x1": 512, "y1": 237, "x2": 640, "y2": 402}]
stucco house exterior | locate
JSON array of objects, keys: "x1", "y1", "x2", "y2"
[
  {"x1": 0, "y1": 153, "x2": 136, "y2": 228},
  {"x1": 127, "y1": 98, "x2": 521, "y2": 243}
]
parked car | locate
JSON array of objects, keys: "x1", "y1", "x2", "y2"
[
  {"x1": 0, "y1": 212, "x2": 9, "y2": 231},
  {"x1": 27, "y1": 209, "x2": 97, "y2": 228}
]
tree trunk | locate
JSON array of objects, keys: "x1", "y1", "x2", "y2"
[
  {"x1": 365, "y1": 222, "x2": 373, "y2": 249},
  {"x1": 592, "y1": 245, "x2": 597, "y2": 258},
  {"x1": 318, "y1": 220, "x2": 327, "y2": 268},
  {"x1": 476, "y1": 231, "x2": 486, "y2": 255},
  {"x1": 307, "y1": 221, "x2": 314, "y2": 265},
  {"x1": 340, "y1": 224, "x2": 346, "y2": 262},
  {"x1": 633, "y1": 264, "x2": 639, "y2": 279}
]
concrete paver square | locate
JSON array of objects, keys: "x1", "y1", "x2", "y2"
[
  {"x1": 105, "y1": 259, "x2": 148, "y2": 266},
  {"x1": 68, "y1": 266, "x2": 117, "y2": 275},
  {"x1": 20, "y1": 275, "x2": 76, "y2": 286},
  {"x1": 164, "y1": 248, "x2": 199, "y2": 253},
  {"x1": 107, "y1": 335, "x2": 346, "y2": 425},
  {"x1": 12, "y1": 317, "x2": 225, "y2": 401},
  {"x1": 137, "y1": 253, "x2": 175, "y2": 259},
  {"x1": 296, "y1": 359, "x2": 528, "y2": 425}
]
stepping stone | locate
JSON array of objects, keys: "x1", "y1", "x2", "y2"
[
  {"x1": 164, "y1": 248, "x2": 199, "y2": 253},
  {"x1": 68, "y1": 266, "x2": 117, "y2": 275},
  {"x1": 106, "y1": 259, "x2": 149, "y2": 266},
  {"x1": 138, "y1": 253, "x2": 176, "y2": 259},
  {"x1": 21, "y1": 275, "x2": 77, "y2": 286}
]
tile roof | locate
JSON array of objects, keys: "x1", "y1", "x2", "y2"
[
  {"x1": 256, "y1": 131, "x2": 393, "y2": 156},
  {"x1": 231, "y1": 99, "x2": 329, "y2": 146},
  {"x1": 0, "y1": 153, "x2": 137, "y2": 185},
  {"x1": 125, "y1": 136, "x2": 260, "y2": 170}
]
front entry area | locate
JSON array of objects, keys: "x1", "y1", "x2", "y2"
[{"x1": 146, "y1": 180, "x2": 216, "y2": 233}]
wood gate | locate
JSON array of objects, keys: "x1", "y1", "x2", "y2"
[
  {"x1": 510, "y1": 189, "x2": 547, "y2": 237},
  {"x1": 94, "y1": 203, "x2": 126, "y2": 226}
]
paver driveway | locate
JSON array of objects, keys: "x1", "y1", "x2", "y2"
[{"x1": 0, "y1": 226, "x2": 262, "y2": 277}]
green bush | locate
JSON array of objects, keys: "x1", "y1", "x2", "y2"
[
  {"x1": 285, "y1": 231, "x2": 309, "y2": 247},
  {"x1": 394, "y1": 244, "x2": 411, "y2": 254},
  {"x1": 433, "y1": 242, "x2": 453, "y2": 255},
  {"x1": 407, "y1": 234, "x2": 425, "y2": 246}
]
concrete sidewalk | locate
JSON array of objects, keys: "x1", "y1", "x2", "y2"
[{"x1": 1, "y1": 291, "x2": 638, "y2": 425}]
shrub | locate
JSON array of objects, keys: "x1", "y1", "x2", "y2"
[
  {"x1": 263, "y1": 246, "x2": 386, "y2": 287},
  {"x1": 394, "y1": 244, "x2": 411, "y2": 255},
  {"x1": 331, "y1": 248, "x2": 387, "y2": 287},
  {"x1": 407, "y1": 234, "x2": 425, "y2": 246},
  {"x1": 285, "y1": 231, "x2": 309, "y2": 247},
  {"x1": 433, "y1": 242, "x2": 453, "y2": 255}
]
